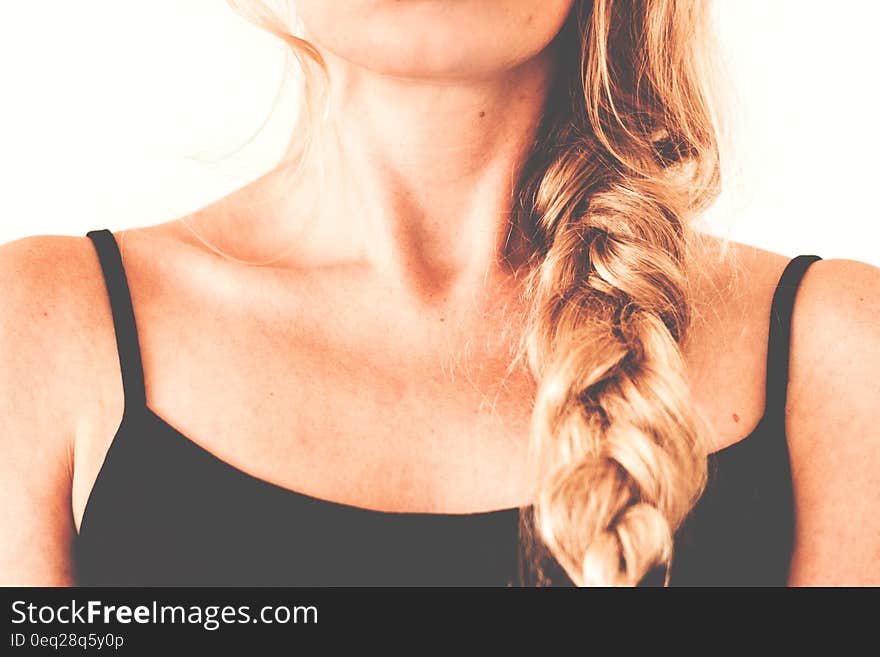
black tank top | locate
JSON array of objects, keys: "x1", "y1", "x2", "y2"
[{"x1": 75, "y1": 229, "x2": 821, "y2": 586}]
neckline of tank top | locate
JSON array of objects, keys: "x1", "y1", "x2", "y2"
[{"x1": 79, "y1": 399, "x2": 772, "y2": 530}]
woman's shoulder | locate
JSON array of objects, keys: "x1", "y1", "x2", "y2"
[
  {"x1": 687, "y1": 232, "x2": 879, "y2": 366},
  {"x1": 0, "y1": 233, "x2": 125, "y2": 462},
  {"x1": 0, "y1": 233, "x2": 109, "y2": 369},
  {"x1": 0, "y1": 233, "x2": 113, "y2": 359},
  {"x1": 779, "y1": 251, "x2": 880, "y2": 583},
  {"x1": 677, "y1": 234, "x2": 876, "y2": 445},
  {"x1": 0, "y1": 224, "x2": 196, "y2": 336},
  {"x1": 694, "y1": 234, "x2": 880, "y2": 584},
  {"x1": 694, "y1": 234, "x2": 880, "y2": 391}
]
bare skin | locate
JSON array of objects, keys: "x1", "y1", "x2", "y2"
[{"x1": 1, "y1": 0, "x2": 878, "y2": 586}]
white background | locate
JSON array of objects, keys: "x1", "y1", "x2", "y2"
[{"x1": 0, "y1": 1, "x2": 877, "y2": 265}]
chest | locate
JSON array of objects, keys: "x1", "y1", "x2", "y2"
[
  {"x1": 150, "y1": 321, "x2": 538, "y2": 513},
  {"x1": 72, "y1": 250, "x2": 768, "y2": 531},
  {"x1": 74, "y1": 263, "x2": 541, "y2": 528}
]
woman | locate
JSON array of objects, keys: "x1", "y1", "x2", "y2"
[{"x1": 0, "y1": 0, "x2": 877, "y2": 587}]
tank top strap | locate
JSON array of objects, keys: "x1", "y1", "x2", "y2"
[
  {"x1": 86, "y1": 229, "x2": 147, "y2": 417},
  {"x1": 763, "y1": 254, "x2": 822, "y2": 426}
]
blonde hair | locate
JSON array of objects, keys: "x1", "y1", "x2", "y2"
[{"x1": 227, "y1": 0, "x2": 722, "y2": 586}]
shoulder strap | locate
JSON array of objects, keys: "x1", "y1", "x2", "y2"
[
  {"x1": 86, "y1": 229, "x2": 147, "y2": 416},
  {"x1": 763, "y1": 254, "x2": 822, "y2": 426}
]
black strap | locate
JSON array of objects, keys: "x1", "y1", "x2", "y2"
[
  {"x1": 763, "y1": 254, "x2": 822, "y2": 426},
  {"x1": 86, "y1": 229, "x2": 147, "y2": 416}
]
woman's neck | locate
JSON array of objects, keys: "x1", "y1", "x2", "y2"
[{"x1": 277, "y1": 41, "x2": 558, "y2": 303}]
